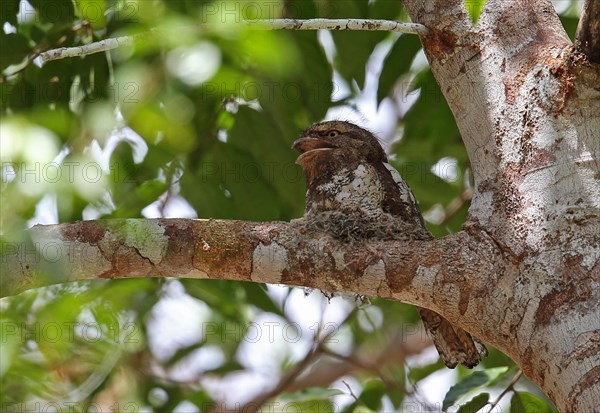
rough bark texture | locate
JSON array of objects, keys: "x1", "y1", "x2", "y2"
[
  {"x1": 1, "y1": 0, "x2": 599, "y2": 411},
  {"x1": 576, "y1": 0, "x2": 600, "y2": 64},
  {"x1": 401, "y1": 0, "x2": 600, "y2": 410}
]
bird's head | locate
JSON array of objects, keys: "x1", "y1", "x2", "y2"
[{"x1": 292, "y1": 121, "x2": 387, "y2": 174}]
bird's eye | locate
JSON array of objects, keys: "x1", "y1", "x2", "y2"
[{"x1": 327, "y1": 130, "x2": 340, "y2": 138}]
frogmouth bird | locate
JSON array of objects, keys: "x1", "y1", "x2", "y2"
[{"x1": 292, "y1": 120, "x2": 487, "y2": 368}]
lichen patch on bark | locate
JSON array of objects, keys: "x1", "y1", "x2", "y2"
[
  {"x1": 251, "y1": 242, "x2": 288, "y2": 284},
  {"x1": 359, "y1": 259, "x2": 390, "y2": 297},
  {"x1": 119, "y1": 220, "x2": 168, "y2": 265},
  {"x1": 408, "y1": 264, "x2": 440, "y2": 305}
]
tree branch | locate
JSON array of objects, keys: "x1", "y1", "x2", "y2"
[
  {"x1": 397, "y1": 3, "x2": 600, "y2": 411},
  {"x1": 575, "y1": 0, "x2": 600, "y2": 64},
  {"x1": 0, "y1": 218, "x2": 509, "y2": 355},
  {"x1": 39, "y1": 19, "x2": 428, "y2": 62},
  {"x1": 401, "y1": 0, "x2": 472, "y2": 34},
  {"x1": 285, "y1": 329, "x2": 431, "y2": 393},
  {"x1": 488, "y1": 369, "x2": 523, "y2": 411},
  {"x1": 239, "y1": 308, "x2": 359, "y2": 413}
]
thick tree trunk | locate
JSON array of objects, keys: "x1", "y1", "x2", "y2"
[
  {"x1": 401, "y1": 0, "x2": 600, "y2": 410},
  {"x1": 1, "y1": 0, "x2": 599, "y2": 410}
]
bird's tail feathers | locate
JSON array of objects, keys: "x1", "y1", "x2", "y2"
[{"x1": 418, "y1": 307, "x2": 488, "y2": 369}]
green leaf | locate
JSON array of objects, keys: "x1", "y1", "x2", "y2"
[
  {"x1": 127, "y1": 103, "x2": 196, "y2": 155},
  {"x1": 443, "y1": 368, "x2": 508, "y2": 410},
  {"x1": 180, "y1": 280, "x2": 247, "y2": 322},
  {"x1": 342, "y1": 404, "x2": 376, "y2": 413},
  {"x1": 77, "y1": 52, "x2": 111, "y2": 103},
  {"x1": 398, "y1": 69, "x2": 463, "y2": 160},
  {"x1": 182, "y1": 105, "x2": 306, "y2": 221},
  {"x1": 29, "y1": 106, "x2": 80, "y2": 143},
  {"x1": 107, "y1": 141, "x2": 169, "y2": 218},
  {"x1": 559, "y1": 16, "x2": 579, "y2": 41},
  {"x1": 482, "y1": 366, "x2": 511, "y2": 385},
  {"x1": 408, "y1": 359, "x2": 445, "y2": 383},
  {"x1": 510, "y1": 392, "x2": 556, "y2": 413},
  {"x1": 284, "y1": 0, "x2": 317, "y2": 19},
  {"x1": 2, "y1": 66, "x2": 39, "y2": 111},
  {"x1": 444, "y1": 372, "x2": 489, "y2": 410},
  {"x1": 0, "y1": 0, "x2": 20, "y2": 26},
  {"x1": 77, "y1": 0, "x2": 107, "y2": 29},
  {"x1": 235, "y1": 31, "x2": 331, "y2": 129},
  {"x1": 329, "y1": 0, "x2": 387, "y2": 88},
  {"x1": 457, "y1": 392, "x2": 489, "y2": 413},
  {"x1": 465, "y1": 1, "x2": 487, "y2": 23},
  {"x1": 227, "y1": 106, "x2": 305, "y2": 218},
  {"x1": 391, "y1": 67, "x2": 469, "y2": 222},
  {"x1": 377, "y1": 34, "x2": 422, "y2": 103},
  {"x1": 188, "y1": 389, "x2": 215, "y2": 408},
  {"x1": 27, "y1": 0, "x2": 75, "y2": 23},
  {"x1": 90, "y1": 304, "x2": 120, "y2": 334},
  {"x1": 167, "y1": 342, "x2": 206, "y2": 366},
  {"x1": 280, "y1": 387, "x2": 344, "y2": 402},
  {"x1": 387, "y1": 363, "x2": 406, "y2": 408},
  {"x1": 333, "y1": 30, "x2": 386, "y2": 89},
  {"x1": 359, "y1": 379, "x2": 386, "y2": 411},
  {"x1": 37, "y1": 60, "x2": 76, "y2": 106},
  {"x1": 369, "y1": 0, "x2": 404, "y2": 21},
  {"x1": 0, "y1": 33, "x2": 31, "y2": 71},
  {"x1": 203, "y1": 360, "x2": 245, "y2": 374},
  {"x1": 480, "y1": 347, "x2": 515, "y2": 369},
  {"x1": 241, "y1": 283, "x2": 283, "y2": 316},
  {"x1": 288, "y1": 31, "x2": 333, "y2": 120},
  {"x1": 181, "y1": 140, "x2": 282, "y2": 220}
]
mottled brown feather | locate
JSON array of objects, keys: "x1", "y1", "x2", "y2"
[{"x1": 293, "y1": 120, "x2": 487, "y2": 368}]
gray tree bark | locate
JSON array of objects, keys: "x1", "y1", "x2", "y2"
[
  {"x1": 400, "y1": 0, "x2": 600, "y2": 410},
  {"x1": 1, "y1": 0, "x2": 599, "y2": 411}
]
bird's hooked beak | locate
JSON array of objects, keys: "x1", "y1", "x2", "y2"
[{"x1": 292, "y1": 137, "x2": 336, "y2": 165}]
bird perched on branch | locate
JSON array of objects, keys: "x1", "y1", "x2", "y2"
[{"x1": 292, "y1": 120, "x2": 487, "y2": 368}]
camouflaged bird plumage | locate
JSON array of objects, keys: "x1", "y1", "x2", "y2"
[{"x1": 293, "y1": 120, "x2": 487, "y2": 368}]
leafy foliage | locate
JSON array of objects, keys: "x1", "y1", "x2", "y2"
[
  {"x1": 510, "y1": 392, "x2": 558, "y2": 413},
  {"x1": 0, "y1": 0, "x2": 571, "y2": 411},
  {"x1": 443, "y1": 367, "x2": 508, "y2": 410},
  {"x1": 465, "y1": 0, "x2": 487, "y2": 23}
]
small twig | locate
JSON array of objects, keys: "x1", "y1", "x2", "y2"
[
  {"x1": 2, "y1": 21, "x2": 89, "y2": 80},
  {"x1": 322, "y1": 345, "x2": 443, "y2": 411},
  {"x1": 240, "y1": 347, "x2": 321, "y2": 413},
  {"x1": 488, "y1": 369, "x2": 523, "y2": 411},
  {"x1": 409, "y1": 382, "x2": 444, "y2": 412},
  {"x1": 320, "y1": 347, "x2": 402, "y2": 393},
  {"x1": 253, "y1": 18, "x2": 428, "y2": 35},
  {"x1": 40, "y1": 19, "x2": 428, "y2": 62},
  {"x1": 236, "y1": 307, "x2": 360, "y2": 413},
  {"x1": 342, "y1": 380, "x2": 359, "y2": 402},
  {"x1": 440, "y1": 188, "x2": 473, "y2": 226},
  {"x1": 40, "y1": 30, "x2": 157, "y2": 62},
  {"x1": 158, "y1": 168, "x2": 177, "y2": 218}
]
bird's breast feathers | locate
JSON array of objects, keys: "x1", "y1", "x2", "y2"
[{"x1": 309, "y1": 163, "x2": 393, "y2": 218}]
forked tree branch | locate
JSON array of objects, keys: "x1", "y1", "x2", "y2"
[
  {"x1": 284, "y1": 328, "x2": 432, "y2": 393},
  {"x1": 39, "y1": 19, "x2": 428, "y2": 62}
]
